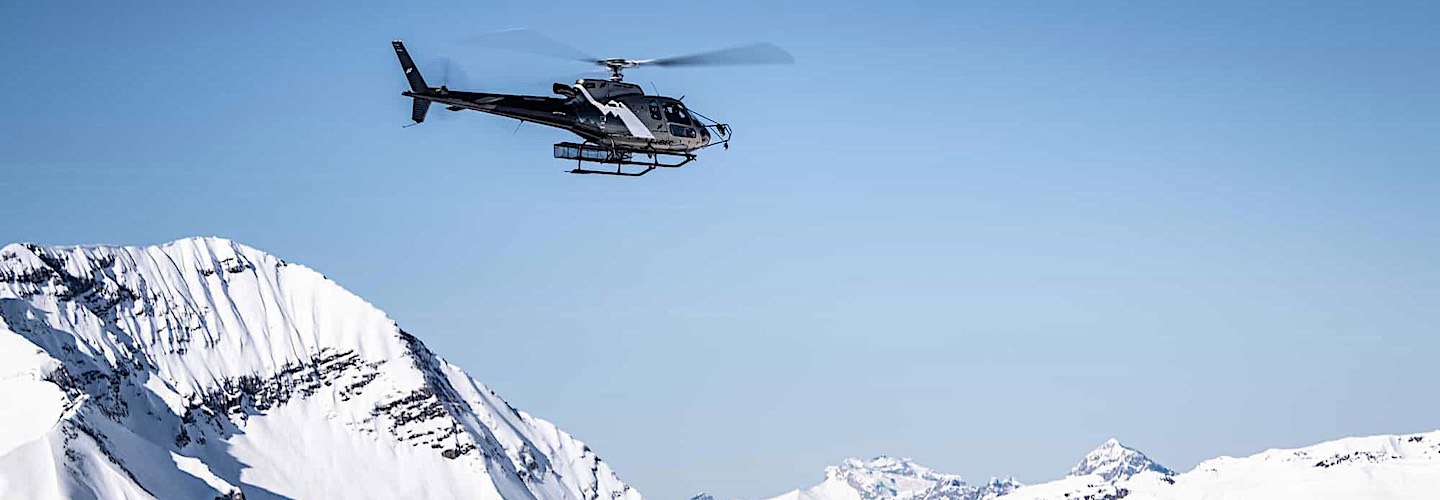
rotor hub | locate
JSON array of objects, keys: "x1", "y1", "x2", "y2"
[{"x1": 599, "y1": 59, "x2": 642, "y2": 81}]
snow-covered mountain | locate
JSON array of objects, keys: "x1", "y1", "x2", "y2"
[
  {"x1": 1004, "y1": 429, "x2": 1440, "y2": 500},
  {"x1": 979, "y1": 438, "x2": 1172, "y2": 500},
  {"x1": 769, "y1": 430, "x2": 1440, "y2": 500},
  {"x1": 767, "y1": 456, "x2": 1021, "y2": 500},
  {"x1": 1067, "y1": 439, "x2": 1172, "y2": 482},
  {"x1": 0, "y1": 237, "x2": 641, "y2": 499}
]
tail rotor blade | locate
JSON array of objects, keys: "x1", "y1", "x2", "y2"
[
  {"x1": 421, "y1": 56, "x2": 473, "y2": 89},
  {"x1": 435, "y1": 57, "x2": 472, "y2": 88},
  {"x1": 422, "y1": 57, "x2": 473, "y2": 120}
]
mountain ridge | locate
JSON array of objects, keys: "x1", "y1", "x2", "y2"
[
  {"x1": 0, "y1": 237, "x2": 639, "y2": 499},
  {"x1": 767, "y1": 455, "x2": 1023, "y2": 500},
  {"x1": 6, "y1": 237, "x2": 1439, "y2": 499},
  {"x1": 764, "y1": 429, "x2": 1440, "y2": 500}
]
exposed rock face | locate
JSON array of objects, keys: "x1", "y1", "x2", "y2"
[{"x1": 0, "y1": 237, "x2": 640, "y2": 499}]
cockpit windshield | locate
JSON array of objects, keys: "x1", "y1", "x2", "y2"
[{"x1": 662, "y1": 102, "x2": 692, "y2": 124}]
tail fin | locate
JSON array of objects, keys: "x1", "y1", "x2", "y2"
[
  {"x1": 392, "y1": 40, "x2": 428, "y2": 92},
  {"x1": 410, "y1": 98, "x2": 430, "y2": 124},
  {"x1": 392, "y1": 40, "x2": 431, "y2": 123}
]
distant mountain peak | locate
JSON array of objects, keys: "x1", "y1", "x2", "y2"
[
  {"x1": 777, "y1": 455, "x2": 1021, "y2": 500},
  {"x1": 1068, "y1": 438, "x2": 1174, "y2": 481},
  {"x1": 769, "y1": 431, "x2": 1440, "y2": 500},
  {"x1": 832, "y1": 455, "x2": 936, "y2": 479}
]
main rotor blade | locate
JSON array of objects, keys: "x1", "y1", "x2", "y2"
[
  {"x1": 458, "y1": 28, "x2": 598, "y2": 64},
  {"x1": 648, "y1": 43, "x2": 794, "y2": 67},
  {"x1": 543, "y1": 70, "x2": 610, "y2": 84}
]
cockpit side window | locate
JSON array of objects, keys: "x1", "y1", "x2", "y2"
[{"x1": 662, "y1": 102, "x2": 690, "y2": 124}]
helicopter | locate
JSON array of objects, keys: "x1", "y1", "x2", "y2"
[{"x1": 391, "y1": 31, "x2": 793, "y2": 176}]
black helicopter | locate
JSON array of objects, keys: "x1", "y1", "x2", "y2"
[{"x1": 392, "y1": 30, "x2": 792, "y2": 176}]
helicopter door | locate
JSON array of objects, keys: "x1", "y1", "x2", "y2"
[
  {"x1": 647, "y1": 100, "x2": 665, "y2": 132},
  {"x1": 662, "y1": 103, "x2": 698, "y2": 139}
]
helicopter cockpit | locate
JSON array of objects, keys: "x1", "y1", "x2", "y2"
[
  {"x1": 648, "y1": 99, "x2": 703, "y2": 139},
  {"x1": 557, "y1": 78, "x2": 709, "y2": 141}
]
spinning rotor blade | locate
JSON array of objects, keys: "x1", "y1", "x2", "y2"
[
  {"x1": 429, "y1": 57, "x2": 472, "y2": 88},
  {"x1": 460, "y1": 28, "x2": 794, "y2": 79},
  {"x1": 648, "y1": 43, "x2": 794, "y2": 67},
  {"x1": 458, "y1": 28, "x2": 597, "y2": 64},
  {"x1": 541, "y1": 70, "x2": 609, "y2": 84},
  {"x1": 423, "y1": 57, "x2": 472, "y2": 120}
]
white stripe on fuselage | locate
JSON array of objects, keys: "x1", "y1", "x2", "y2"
[{"x1": 576, "y1": 85, "x2": 654, "y2": 139}]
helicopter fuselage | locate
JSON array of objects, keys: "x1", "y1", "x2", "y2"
[{"x1": 402, "y1": 78, "x2": 711, "y2": 153}]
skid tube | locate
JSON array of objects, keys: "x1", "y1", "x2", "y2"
[{"x1": 554, "y1": 142, "x2": 696, "y2": 177}]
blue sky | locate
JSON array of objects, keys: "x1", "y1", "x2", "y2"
[{"x1": 3, "y1": 0, "x2": 1439, "y2": 498}]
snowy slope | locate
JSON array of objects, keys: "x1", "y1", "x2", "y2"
[
  {"x1": 770, "y1": 430, "x2": 1440, "y2": 500},
  {"x1": 984, "y1": 438, "x2": 1173, "y2": 500},
  {"x1": 990, "y1": 431, "x2": 1440, "y2": 500},
  {"x1": 766, "y1": 456, "x2": 1020, "y2": 500},
  {"x1": 0, "y1": 237, "x2": 640, "y2": 499}
]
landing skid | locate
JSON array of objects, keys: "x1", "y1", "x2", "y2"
[{"x1": 553, "y1": 142, "x2": 695, "y2": 177}]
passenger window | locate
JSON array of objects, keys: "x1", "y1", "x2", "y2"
[{"x1": 649, "y1": 101, "x2": 661, "y2": 120}]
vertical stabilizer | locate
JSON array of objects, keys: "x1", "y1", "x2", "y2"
[{"x1": 392, "y1": 40, "x2": 431, "y2": 123}]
